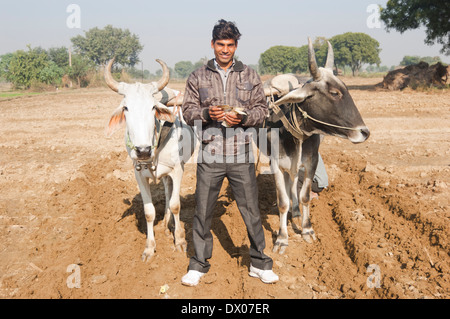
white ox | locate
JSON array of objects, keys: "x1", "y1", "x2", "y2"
[{"x1": 105, "y1": 58, "x2": 195, "y2": 261}]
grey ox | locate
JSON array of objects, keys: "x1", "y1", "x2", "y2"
[
  {"x1": 262, "y1": 38, "x2": 370, "y2": 254},
  {"x1": 105, "y1": 58, "x2": 195, "y2": 261}
]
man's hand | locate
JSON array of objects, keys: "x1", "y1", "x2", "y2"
[
  {"x1": 209, "y1": 106, "x2": 225, "y2": 121},
  {"x1": 224, "y1": 111, "x2": 242, "y2": 126}
]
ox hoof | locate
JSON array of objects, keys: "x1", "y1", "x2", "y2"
[
  {"x1": 174, "y1": 240, "x2": 187, "y2": 253},
  {"x1": 142, "y1": 248, "x2": 156, "y2": 262},
  {"x1": 302, "y1": 230, "x2": 317, "y2": 244},
  {"x1": 273, "y1": 242, "x2": 288, "y2": 255}
]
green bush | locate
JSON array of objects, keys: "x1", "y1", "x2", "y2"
[
  {"x1": 7, "y1": 47, "x2": 49, "y2": 89},
  {"x1": 39, "y1": 61, "x2": 64, "y2": 85},
  {"x1": 259, "y1": 45, "x2": 308, "y2": 75}
]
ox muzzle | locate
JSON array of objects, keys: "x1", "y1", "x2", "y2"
[{"x1": 348, "y1": 126, "x2": 370, "y2": 144}]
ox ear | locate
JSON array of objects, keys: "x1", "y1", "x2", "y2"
[
  {"x1": 274, "y1": 86, "x2": 314, "y2": 106},
  {"x1": 105, "y1": 106, "x2": 126, "y2": 138},
  {"x1": 155, "y1": 102, "x2": 176, "y2": 123}
]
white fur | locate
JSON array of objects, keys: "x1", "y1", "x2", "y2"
[{"x1": 108, "y1": 82, "x2": 195, "y2": 261}]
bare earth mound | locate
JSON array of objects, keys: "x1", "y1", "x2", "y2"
[{"x1": 377, "y1": 62, "x2": 449, "y2": 90}]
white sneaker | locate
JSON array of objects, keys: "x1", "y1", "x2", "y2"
[
  {"x1": 249, "y1": 265, "x2": 279, "y2": 284},
  {"x1": 181, "y1": 270, "x2": 205, "y2": 287}
]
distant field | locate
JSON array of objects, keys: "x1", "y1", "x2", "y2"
[{"x1": 0, "y1": 92, "x2": 41, "y2": 98}]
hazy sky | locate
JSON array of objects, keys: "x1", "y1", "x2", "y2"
[{"x1": 1, "y1": 0, "x2": 448, "y2": 72}]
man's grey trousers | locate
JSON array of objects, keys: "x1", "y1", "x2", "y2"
[{"x1": 188, "y1": 149, "x2": 273, "y2": 273}]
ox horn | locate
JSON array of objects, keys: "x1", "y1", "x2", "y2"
[
  {"x1": 325, "y1": 41, "x2": 334, "y2": 71},
  {"x1": 155, "y1": 59, "x2": 170, "y2": 91},
  {"x1": 105, "y1": 58, "x2": 119, "y2": 93},
  {"x1": 308, "y1": 38, "x2": 321, "y2": 81}
]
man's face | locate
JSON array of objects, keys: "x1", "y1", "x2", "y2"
[{"x1": 211, "y1": 38, "x2": 237, "y2": 69}]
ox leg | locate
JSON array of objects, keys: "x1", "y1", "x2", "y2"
[
  {"x1": 169, "y1": 168, "x2": 187, "y2": 253},
  {"x1": 290, "y1": 175, "x2": 301, "y2": 218},
  {"x1": 273, "y1": 170, "x2": 290, "y2": 254},
  {"x1": 162, "y1": 176, "x2": 173, "y2": 237},
  {"x1": 299, "y1": 178, "x2": 316, "y2": 244},
  {"x1": 298, "y1": 135, "x2": 320, "y2": 244},
  {"x1": 290, "y1": 175, "x2": 303, "y2": 233},
  {"x1": 135, "y1": 172, "x2": 157, "y2": 262}
]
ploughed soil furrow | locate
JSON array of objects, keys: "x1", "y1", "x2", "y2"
[{"x1": 326, "y1": 158, "x2": 449, "y2": 299}]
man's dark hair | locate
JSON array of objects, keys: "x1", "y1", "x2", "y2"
[{"x1": 212, "y1": 19, "x2": 242, "y2": 43}]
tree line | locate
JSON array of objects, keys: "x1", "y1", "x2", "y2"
[
  {"x1": 1, "y1": 0, "x2": 448, "y2": 90},
  {"x1": 0, "y1": 25, "x2": 149, "y2": 89},
  {"x1": 259, "y1": 33, "x2": 382, "y2": 76},
  {"x1": 0, "y1": 27, "x2": 444, "y2": 90},
  {"x1": 0, "y1": 29, "x2": 385, "y2": 89}
]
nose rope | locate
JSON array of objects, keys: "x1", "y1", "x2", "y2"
[
  {"x1": 126, "y1": 132, "x2": 136, "y2": 151},
  {"x1": 269, "y1": 99, "x2": 361, "y2": 140},
  {"x1": 292, "y1": 103, "x2": 361, "y2": 131}
]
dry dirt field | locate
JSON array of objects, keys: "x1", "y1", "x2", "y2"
[{"x1": 0, "y1": 77, "x2": 448, "y2": 299}]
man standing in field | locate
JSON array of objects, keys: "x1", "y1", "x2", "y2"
[{"x1": 181, "y1": 19, "x2": 278, "y2": 286}]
